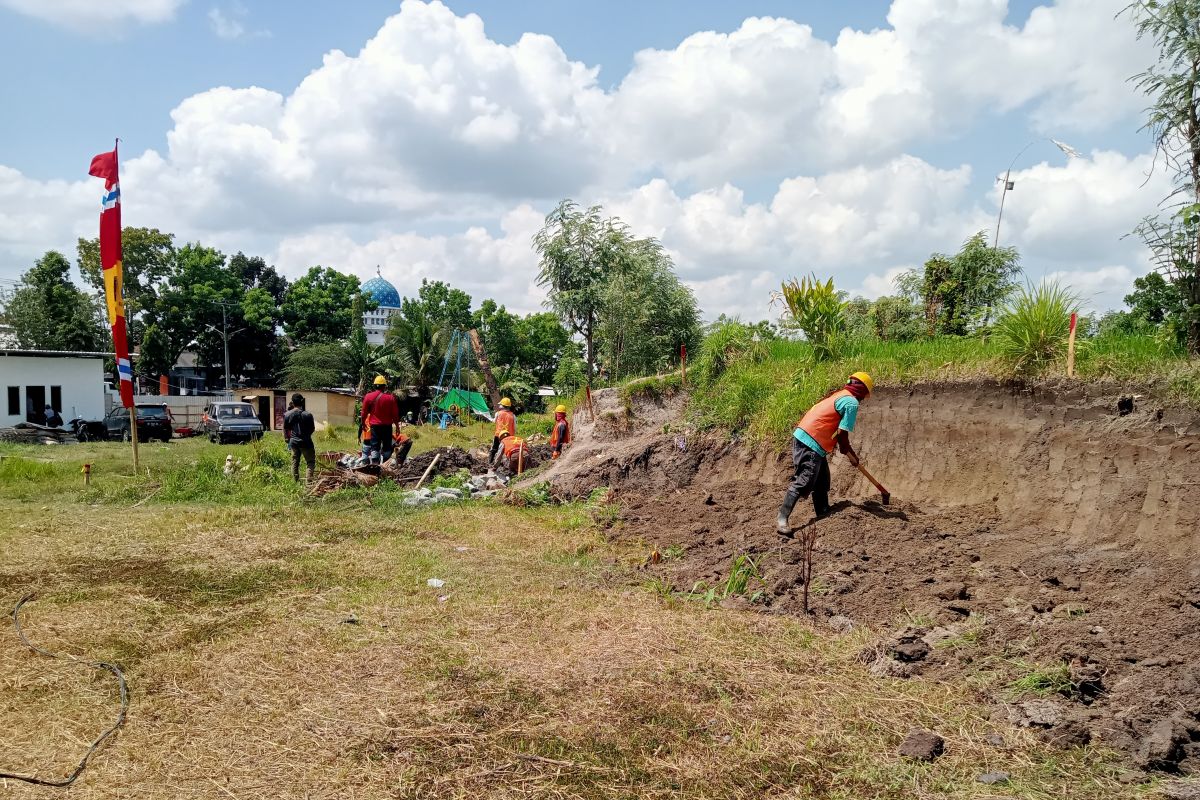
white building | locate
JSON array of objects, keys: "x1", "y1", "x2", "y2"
[
  {"x1": 1, "y1": 350, "x2": 107, "y2": 426},
  {"x1": 361, "y1": 269, "x2": 402, "y2": 345}
]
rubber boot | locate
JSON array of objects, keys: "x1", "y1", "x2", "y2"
[{"x1": 777, "y1": 491, "x2": 800, "y2": 536}]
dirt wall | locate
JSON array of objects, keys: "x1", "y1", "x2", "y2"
[{"x1": 835, "y1": 382, "x2": 1200, "y2": 555}]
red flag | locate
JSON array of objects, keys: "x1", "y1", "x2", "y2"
[{"x1": 89, "y1": 143, "x2": 134, "y2": 408}]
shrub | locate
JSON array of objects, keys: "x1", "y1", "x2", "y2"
[
  {"x1": 692, "y1": 320, "x2": 767, "y2": 387},
  {"x1": 773, "y1": 275, "x2": 847, "y2": 361},
  {"x1": 994, "y1": 282, "x2": 1079, "y2": 377}
]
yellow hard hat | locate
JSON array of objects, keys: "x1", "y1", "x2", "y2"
[
  {"x1": 849, "y1": 371, "x2": 874, "y2": 393},
  {"x1": 500, "y1": 397, "x2": 513, "y2": 408},
  {"x1": 555, "y1": 404, "x2": 567, "y2": 414},
  {"x1": 373, "y1": 375, "x2": 387, "y2": 386}
]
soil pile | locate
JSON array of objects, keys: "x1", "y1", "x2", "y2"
[{"x1": 548, "y1": 381, "x2": 1200, "y2": 772}]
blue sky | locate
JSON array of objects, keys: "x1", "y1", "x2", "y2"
[{"x1": 0, "y1": 0, "x2": 1165, "y2": 317}]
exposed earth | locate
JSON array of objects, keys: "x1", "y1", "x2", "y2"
[{"x1": 541, "y1": 381, "x2": 1200, "y2": 773}]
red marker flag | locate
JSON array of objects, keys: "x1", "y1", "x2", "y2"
[{"x1": 88, "y1": 144, "x2": 134, "y2": 408}]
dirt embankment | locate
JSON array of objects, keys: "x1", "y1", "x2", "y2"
[{"x1": 548, "y1": 382, "x2": 1200, "y2": 773}]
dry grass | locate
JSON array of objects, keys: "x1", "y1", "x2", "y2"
[{"x1": 0, "y1": 467, "x2": 1149, "y2": 798}]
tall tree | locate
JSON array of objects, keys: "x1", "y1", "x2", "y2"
[
  {"x1": 403, "y1": 279, "x2": 473, "y2": 331},
  {"x1": 899, "y1": 233, "x2": 1020, "y2": 336},
  {"x1": 1125, "y1": 0, "x2": 1200, "y2": 352},
  {"x1": 533, "y1": 201, "x2": 631, "y2": 379},
  {"x1": 597, "y1": 238, "x2": 701, "y2": 380},
  {"x1": 517, "y1": 312, "x2": 574, "y2": 385},
  {"x1": 77, "y1": 227, "x2": 175, "y2": 320},
  {"x1": 4, "y1": 251, "x2": 107, "y2": 351},
  {"x1": 385, "y1": 307, "x2": 449, "y2": 387},
  {"x1": 281, "y1": 266, "x2": 370, "y2": 346}
]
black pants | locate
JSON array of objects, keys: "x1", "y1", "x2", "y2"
[
  {"x1": 291, "y1": 442, "x2": 316, "y2": 482},
  {"x1": 490, "y1": 436, "x2": 502, "y2": 462},
  {"x1": 786, "y1": 438, "x2": 831, "y2": 516},
  {"x1": 369, "y1": 424, "x2": 394, "y2": 462}
]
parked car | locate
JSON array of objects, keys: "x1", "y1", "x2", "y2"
[
  {"x1": 101, "y1": 404, "x2": 174, "y2": 443},
  {"x1": 203, "y1": 401, "x2": 264, "y2": 444}
]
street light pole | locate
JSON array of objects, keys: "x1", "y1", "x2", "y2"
[
  {"x1": 994, "y1": 138, "x2": 1081, "y2": 250},
  {"x1": 204, "y1": 301, "x2": 245, "y2": 398}
]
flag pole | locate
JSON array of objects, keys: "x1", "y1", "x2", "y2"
[{"x1": 129, "y1": 406, "x2": 140, "y2": 471}]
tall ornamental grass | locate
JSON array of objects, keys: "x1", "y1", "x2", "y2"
[{"x1": 994, "y1": 283, "x2": 1079, "y2": 377}]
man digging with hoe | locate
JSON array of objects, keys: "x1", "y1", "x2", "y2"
[{"x1": 777, "y1": 372, "x2": 882, "y2": 537}]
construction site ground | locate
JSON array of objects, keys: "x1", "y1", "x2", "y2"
[
  {"x1": 0, "y1": 388, "x2": 1196, "y2": 798},
  {"x1": 538, "y1": 382, "x2": 1200, "y2": 784}
]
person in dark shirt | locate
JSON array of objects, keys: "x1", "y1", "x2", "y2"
[
  {"x1": 43, "y1": 404, "x2": 64, "y2": 428},
  {"x1": 284, "y1": 393, "x2": 317, "y2": 482}
]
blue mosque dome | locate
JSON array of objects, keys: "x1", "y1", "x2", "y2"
[{"x1": 362, "y1": 270, "x2": 401, "y2": 309}]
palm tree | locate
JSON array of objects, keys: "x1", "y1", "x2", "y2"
[
  {"x1": 384, "y1": 309, "x2": 450, "y2": 388},
  {"x1": 346, "y1": 327, "x2": 414, "y2": 395}
]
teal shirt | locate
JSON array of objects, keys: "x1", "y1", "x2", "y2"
[{"x1": 794, "y1": 395, "x2": 859, "y2": 456}]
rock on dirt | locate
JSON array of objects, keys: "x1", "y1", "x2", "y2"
[
  {"x1": 976, "y1": 772, "x2": 1010, "y2": 785},
  {"x1": 897, "y1": 728, "x2": 945, "y2": 761}
]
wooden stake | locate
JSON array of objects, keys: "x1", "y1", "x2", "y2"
[
  {"x1": 517, "y1": 445, "x2": 524, "y2": 476},
  {"x1": 585, "y1": 385, "x2": 595, "y2": 423},
  {"x1": 415, "y1": 453, "x2": 440, "y2": 490},
  {"x1": 82, "y1": 463, "x2": 92, "y2": 486},
  {"x1": 1067, "y1": 312, "x2": 1078, "y2": 378},
  {"x1": 128, "y1": 406, "x2": 140, "y2": 472}
]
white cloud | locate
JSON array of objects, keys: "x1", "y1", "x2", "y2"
[
  {"x1": 0, "y1": 0, "x2": 184, "y2": 31},
  {"x1": 207, "y1": 7, "x2": 243, "y2": 39},
  {"x1": 0, "y1": 0, "x2": 1170, "y2": 323},
  {"x1": 207, "y1": 4, "x2": 269, "y2": 41}
]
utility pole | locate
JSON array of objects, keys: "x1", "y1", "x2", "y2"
[{"x1": 205, "y1": 300, "x2": 245, "y2": 398}]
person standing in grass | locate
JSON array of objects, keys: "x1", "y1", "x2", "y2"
[
  {"x1": 776, "y1": 372, "x2": 873, "y2": 535},
  {"x1": 285, "y1": 393, "x2": 317, "y2": 483}
]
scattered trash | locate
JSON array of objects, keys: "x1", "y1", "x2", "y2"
[
  {"x1": 426, "y1": 578, "x2": 445, "y2": 589},
  {"x1": 437, "y1": 595, "x2": 450, "y2": 603}
]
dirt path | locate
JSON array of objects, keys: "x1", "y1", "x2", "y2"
[{"x1": 548, "y1": 381, "x2": 1200, "y2": 773}]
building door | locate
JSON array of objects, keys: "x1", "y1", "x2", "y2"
[
  {"x1": 25, "y1": 386, "x2": 45, "y2": 424},
  {"x1": 256, "y1": 396, "x2": 270, "y2": 428}
]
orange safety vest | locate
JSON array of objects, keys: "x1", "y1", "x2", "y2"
[
  {"x1": 795, "y1": 389, "x2": 853, "y2": 454},
  {"x1": 494, "y1": 409, "x2": 516, "y2": 438},
  {"x1": 550, "y1": 417, "x2": 570, "y2": 448},
  {"x1": 501, "y1": 435, "x2": 526, "y2": 460}
]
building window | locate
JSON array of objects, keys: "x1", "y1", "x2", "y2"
[
  {"x1": 51, "y1": 386, "x2": 62, "y2": 412},
  {"x1": 6, "y1": 386, "x2": 17, "y2": 416}
]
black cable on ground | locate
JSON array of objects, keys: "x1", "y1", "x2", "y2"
[{"x1": 0, "y1": 593, "x2": 129, "y2": 787}]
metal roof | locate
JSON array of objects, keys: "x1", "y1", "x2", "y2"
[{"x1": 0, "y1": 349, "x2": 113, "y2": 358}]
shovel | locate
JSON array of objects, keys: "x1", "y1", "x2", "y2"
[{"x1": 855, "y1": 462, "x2": 891, "y2": 505}]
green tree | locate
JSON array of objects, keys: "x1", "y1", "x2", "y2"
[
  {"x1": 1124, "y1": 0, "x2": 1200, "y2": 352},
  {"x1": 870, "y1": 295, "x2": 924, "y2": 341},
  {"x1": 3, "y1": 251, "x2": 106, "y2": 351},
  {"x1": 404, "y1": 279, "x2": 473, "y2": 331},
  {"x1": 534, "y1": 200, "x2": 631, "y2": 379},
  {"x1": 517, "y1": 312, "x2": 575, "y2": 385},
  {"x1": 597, "y1": 238, "x2": 701, "y2": 381},
  {"x1": 552, "y1": 352, "x2": 586, "y2": 398},
  {"x1": 281, "y1": 343, "x2": 350, "y2": 390},
  {"x1": 471, "y1": 299, "x2": 521, "y2": 366},
  {"x1": 385, "y1": 307, "x2": 449, "y2": 387},
  {"x1": 899, "y1": 233, "x2": 1021, "y2": 335},
  {"x1": 77, "y1": 227, "x2": 175, "y2": 322},
  {"x1": 282, "y1": 266, "x2": 370, "y2": 346}
]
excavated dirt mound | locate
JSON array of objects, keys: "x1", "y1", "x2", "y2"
[
  {"x1": 547, "y1": 382, "x2": 1200, "y2": 772},
  {"x1": 395, "y1": 446, "x2": 488, "y2": 479}
]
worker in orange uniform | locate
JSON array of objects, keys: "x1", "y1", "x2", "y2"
[
  {"x1": 550, "y1": 404, "x2": 570, "y2": 459},
  {"x1": 490, "y1": 397, "x2": 516, "y2": 462},
  {"x1": 491, "y1": 430, "x2": 527, "y2": 474},
  {"x1": 777, "y1": 372, "x2": 873, "y2": 535}
]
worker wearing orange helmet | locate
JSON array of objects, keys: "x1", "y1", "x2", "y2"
[
  {"x1": 777, "y1": 371, "x2": 874, "y2": 535},
  {"x1": 550, "y1": 404, "x2": 571, "y2": 459},
  {"x1": 490, "y1": 397, "x2": 517, "y2": 463}
]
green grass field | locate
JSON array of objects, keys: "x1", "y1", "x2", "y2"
[
  {"x1": 690, "y1": 332, "x2": 1200, "y2": 445},
  {"x1": 0, "y1": 412, "x2": 1158, "y2": 798}
]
